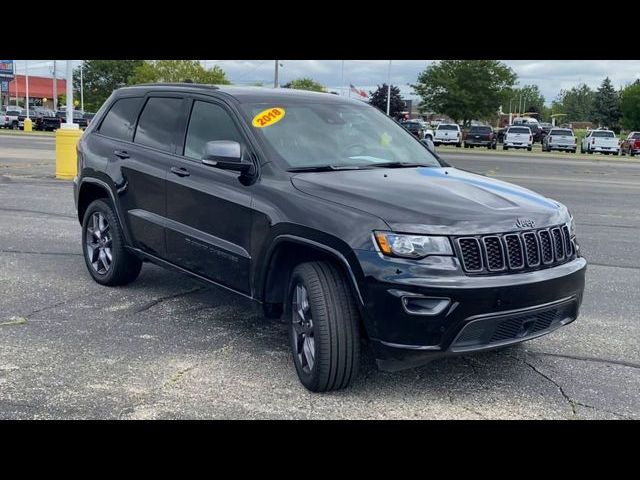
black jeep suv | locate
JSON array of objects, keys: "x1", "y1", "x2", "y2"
[{"x1": 74, "y1": 84, "x2": 586, "y2": 392}]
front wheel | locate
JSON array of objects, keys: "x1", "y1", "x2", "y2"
[
  {"x1": 456, "y1": 142, "x2": 461, "y2": 148},
  {"x1": 287, "y1": 261, "x2": 360, "y2": 392},
  {"x1": 82, "y1": 199, "x2": 142, "y2": 286},
  {"x1": 527, "y1": 146, "x2": 532, "y2": 151},
  {"x1": 503, "y1": 145, "x2": 508, "y2": 150}
]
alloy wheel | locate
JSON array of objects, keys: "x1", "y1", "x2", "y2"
[
  {"x1": 85, "y1": 212, "x2": 113, "y2": 275},
  {"x1": 292, "y1": 283, "x2": 315, "y2": 373}
]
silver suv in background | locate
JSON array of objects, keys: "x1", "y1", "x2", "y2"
[
  {"x1": 543, "y1": 128, "x2": 577, "y2": 153},
  {"x1": 434, "y1": 123, "x2": 461, "y2": 147}
]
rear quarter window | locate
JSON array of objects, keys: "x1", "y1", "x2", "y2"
[{"x1": 98, "y1": 97, "x2": 143, "y2": 142}]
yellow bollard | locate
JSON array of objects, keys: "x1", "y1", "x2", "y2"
[
  {"x1": 55, "y1": 127, "x2": 82, "y2": 180},
  {"x1": 23, "y1": 118, "x2": 32, "y2": 132}
]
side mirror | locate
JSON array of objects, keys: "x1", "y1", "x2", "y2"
[
  {"x1": 421, "y1": 138, "x2": 436, "y2": 152},
  {"x1": 202, "y1": 141, "x2": 254, "y2": 175}
]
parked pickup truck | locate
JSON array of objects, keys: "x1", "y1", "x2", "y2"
[
  {"x1": 2, "y1": 108, "x2": 21, "y2": 129},
  {"x1": 620, "y1": 131, "x2": 640, "y2": 156},
  {"x1": 463, "y1": 125, "x2": 496, "y2": 149},
  {"x1": 503, "y1": 125, "x2": 532, "y2": 151},
  {"x1": 433, "y1": 123, "x2": 461, "y2": 147},
  {"x1": 580, "y1": 129, "x2": 619, "y2": 155},
  {"x1": 56, "y1": 110, "x2": 88, "y2": 129},
  {"x1": 33, "y1": 109, "x2": 62, "y2": 131},
  {"x1": 542, "y1": 128, "x2": 577, "y2": 153}
]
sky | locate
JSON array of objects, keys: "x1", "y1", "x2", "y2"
[{"x1": 11, "y1": 60, "x2": 640, "y2": 106}]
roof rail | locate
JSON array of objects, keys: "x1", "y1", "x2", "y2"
[{"x1": 131, "y1": 82, "x2": 220, "y2": 89}]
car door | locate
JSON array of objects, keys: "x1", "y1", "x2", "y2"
[{"x1": 164, "y1": 96, "x2": 254, "y2": 294}]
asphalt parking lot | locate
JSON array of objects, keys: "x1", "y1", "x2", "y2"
[{"x1": 1, "y1": 134, "x2": 638, "y2": 419}]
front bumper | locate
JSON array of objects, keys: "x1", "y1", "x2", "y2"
[{"x1": 353, "y1": 250, "x2": 586, "y2": 371}]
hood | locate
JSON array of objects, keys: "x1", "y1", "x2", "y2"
[{"x1": 291, "y1": 166, "x2": 568, "y2": 235}]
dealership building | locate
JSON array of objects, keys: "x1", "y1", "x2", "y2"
[{"x1": 2, "y1": 75, "x2": 67, "y2": 110}]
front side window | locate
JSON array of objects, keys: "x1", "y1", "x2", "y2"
[
  {"x1": 240, "y1": 101, "x2": 442, "y2": 169},
  {"x1": 134, "y1": 97, "x2": 183, "y2": 152},
  {"x1": 99, "y1": 97, "x2": 143, "y2": 142},
  {"x1": 184, "y1": 101, "x2": 243, "y2": 160}
]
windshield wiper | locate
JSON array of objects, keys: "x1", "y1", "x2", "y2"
[
  {"x1": 287, "y1": 165, "x2": 367, "y2": 172},
  {"x1": 368, "y1": 162, "x2": 432, "y2": 168}
]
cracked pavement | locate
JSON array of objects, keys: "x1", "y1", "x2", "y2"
[{"x1": 0, "y1": 135, "x2": 638, "y2": 419}]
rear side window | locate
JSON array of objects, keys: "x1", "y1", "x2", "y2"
[
  {"x1": 99, "y1": 97, "x2": 143, "y2": 142},
  {"x1": 508, "y1": 127, "x2": 530, "y2": 134},
  {"x1": 184, "y1": 101, "x2": 243, "y2": 160},
  {"x1": 134, "y1": 97, "x2": 183, "y2": 152}
]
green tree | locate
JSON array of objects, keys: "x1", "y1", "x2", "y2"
[
  {"x1": 73, "y1": 60, "x2": 143, "y2": 112},
  {"x1": 552, "y1": 84, "x2": 594, "y2": 122},
  {"x1": 129, "y1": 60, "x2": 230, "y2": 85},
  {"x1": 282, "y1": 77, "x2": 325, "y2": 92},
  {"x1": 368, "y1": 84, "x2": 404, "y2": 117},
  {"x1": 592, "y1": 77, "x2": 621, "y2": 130},
  {"x1": 413, "y1": 60, "x2": 516, "y2": 125},
  {"x1": 620, "y1": 81, "x2": 640, "y2": 131}
]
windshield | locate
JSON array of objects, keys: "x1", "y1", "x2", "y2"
[
  {"x1": 240, "y1": 101, "x2": 442, "y2": 169},
  {"x1": 550, "y1": 129, "x2": 572, "y2": 136}
]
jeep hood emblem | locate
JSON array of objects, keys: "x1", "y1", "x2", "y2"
[{"x1": 516, "y1": 218, "x2": 536, "y2": 229}]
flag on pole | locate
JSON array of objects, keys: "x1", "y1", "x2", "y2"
[{"x1": 350, "y1": 84, "x2": 368, "y2": 99}]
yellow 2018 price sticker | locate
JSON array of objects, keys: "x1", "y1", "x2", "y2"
[{"x1": 252, "y1": 107, "x2": 285, "y2": 128}]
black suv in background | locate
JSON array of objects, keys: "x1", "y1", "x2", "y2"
[{"x1": 74, "y1": 85, "x2": 586, "y2": 392}]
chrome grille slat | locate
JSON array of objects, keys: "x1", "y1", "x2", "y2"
[{"x1": 455, "y1": 224, "x2": 575, "y2": 275}]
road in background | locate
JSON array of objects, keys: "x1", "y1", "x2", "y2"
[{"x1": 0, "y1": 135, "x2": 638, "y2": 419}]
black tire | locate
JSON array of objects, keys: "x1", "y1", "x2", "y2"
[
  {"x1": 572, "y1": 149, "x2": 576, "y2": 154},
  {"x1": 287, "y1": 261, "x2": 360, "y2": 392},
  {"x1": 456, "y1": 142, "x2": 461, "y2": 148},
  {"x1": 82, "y1": 199, "x2": 142, "y2": 286},
  {"x1": 503, "y1": 145, "x2": 508, "y2": 150},
  {"x1": 630, "y1": 150, "x2": 635, "y2": 157},
  {"x1": 12, "y1": 121, "x2": 18, "y2": 130},
  {"x1": 492, "y1": 143, "x2": 497, "y2": 150},
  {"x1": 587, "y1": 148, "x2": 593, "y2": 154},
  {"x1": 464, "y1": 143, "x2": 469, "y2": 148},
  {"x1": 527, "y1": 146, "x2": 532, "y2": 151}
]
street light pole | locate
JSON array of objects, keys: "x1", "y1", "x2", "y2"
[
  {"x1": 80, "y1": 61, "x2": 84, "y2": 113},
  {"x1": 386, "y1": 60, "x2": 392, "y2": 116},
  {"x1": 53, "y1": 60, "x2": 57, "y2": 111},
  {"x1": 25, "y1": 60, "x2": 29, "y2": 118},
  {"x1": 65, "y1": 60, "x2": 75, "y2": 127},
  {"x1": 274, "y1": 60, "x2": 279, "y2": 88}
]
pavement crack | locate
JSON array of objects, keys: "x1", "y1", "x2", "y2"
[
  {"x1": 0, "y1": 207, "x2": 75, "y2": 219},
  {"x1": 0, "y1": 249, "x2": 82, "y2": 257},
  {"x1": 529, "y1": 351, "x2": 640, "y2": 370},
  {"x1": 130, "y1": 286, "x2": 210, "y2": 315}
]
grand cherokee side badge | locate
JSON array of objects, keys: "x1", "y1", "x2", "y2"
[{"x1": 516, "y1": 218, "x2": 536, "y2": 229}]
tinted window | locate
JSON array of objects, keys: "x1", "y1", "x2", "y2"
[
  {"x1": 550, "y1": 129, "x2": 573, "y2": 136},
  {"x1": 134, "y1": 97, "x2": 183, "y2": 152},
  {"x1": 184, "y1": 101, "x2": 243, "y2": 160},
  {"x1": 592, "y1": 131, "x2": 614, "y2": 138},
  {"x1": 469, "y1": 126, "x2": 492, "y2": 133},
  {"x1": 508, "y1": 127, "x2": 530, "y2": 134},
  {"x1": 438, "y1": 124, "x2": 458, "y2": 130},
  {"x1": 99, "y1": 97, "x2": 143, "y2": 142}
]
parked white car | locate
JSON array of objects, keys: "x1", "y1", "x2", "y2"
[
  {"x1": 433, "y1": 123, "x2": 461, "y2": 147},
  {"x1": 2, "y1": 108, "x2": 21, "y2": 129},
  {"x1": 543, "y1": 127, "x2": 577, "y2": 153},
  {"x1": 503, "y1": 125, "x2": 532, "y2": 151},
  {"x1": 580, "y1": 129, "x2": 620, "y2": 155}
]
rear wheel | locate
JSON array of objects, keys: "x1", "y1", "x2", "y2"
[
  {"x1": 527, "y1": 146, "x2": 532, "y2": 151},
  {"x1": 82, "y1": 199, "x2": 142, "y2": 286},
  {"x1": 456, "y1": 142, "x2": 461, "y2": 148},
  {"x1": 287, "y1": 261, "x2": 360, "y2": 392},
  {"x1": 630, "y1": 150, "x2": 635, "y2": 157},
  {"x1": 464, "y1": 143, "x2": 469, "y2": 149},
  {"x1": 503, "y1": 145, "x2": 508, "y2": 150}
]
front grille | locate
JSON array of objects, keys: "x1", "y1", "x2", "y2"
[
  {"x1": 450, "y1": 299, "x2": 577, "y2": 351},
  {"x1": 455, "y1": 224, "x2": 575, "y2": 275}
]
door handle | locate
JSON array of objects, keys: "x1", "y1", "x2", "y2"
[
  {"x1": 170, "y1": 166, "x2": 190, "y2": 177},
  {"x1": 114, "y1": 150, "x2": 129, "y2": 159}
]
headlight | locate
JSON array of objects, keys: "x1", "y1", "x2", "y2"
[
  {"x1": 374, "y1": 231, "x2": 453, "y2": 259},
  {"x1": 567, "y1": 212, "x2": 576, "y2": 237}
]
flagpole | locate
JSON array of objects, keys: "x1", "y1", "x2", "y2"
[{"x1": 386, "y1": 60, "x2": 392, "y2": 116}]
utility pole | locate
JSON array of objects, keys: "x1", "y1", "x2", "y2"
[
  {"x1": 53, "y1": 60, "x2": 57, "y2": 111},
  {"x1": 80, "y1": 61, "x2": 84, "y2": 113},
  {"x1": 340, "y1": 60, "x2": 345, "y2": 98},
  {"x1": 25, "y1": 60, "x2": 29, "y2": 118},
  {"x1": 386, "y1": 60, "x2": 392, "y2": 116},
  {"x1": 274, "y1": 60, "x2": 279, "y2": 88},
  {"x1": 66, "y1": 61, "x2": 74, "y2": 125}
]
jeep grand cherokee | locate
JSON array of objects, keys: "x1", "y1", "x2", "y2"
[{"x1": 74, "y1": 84, "x2": 586, "y2": 392}]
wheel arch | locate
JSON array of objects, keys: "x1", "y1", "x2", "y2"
[
  {"x1": 259, "y1": 235, "x2": 365, "y2": 320},
  {"x1": 77, "y1": 177, "x2": 132, "y2": 245}
]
